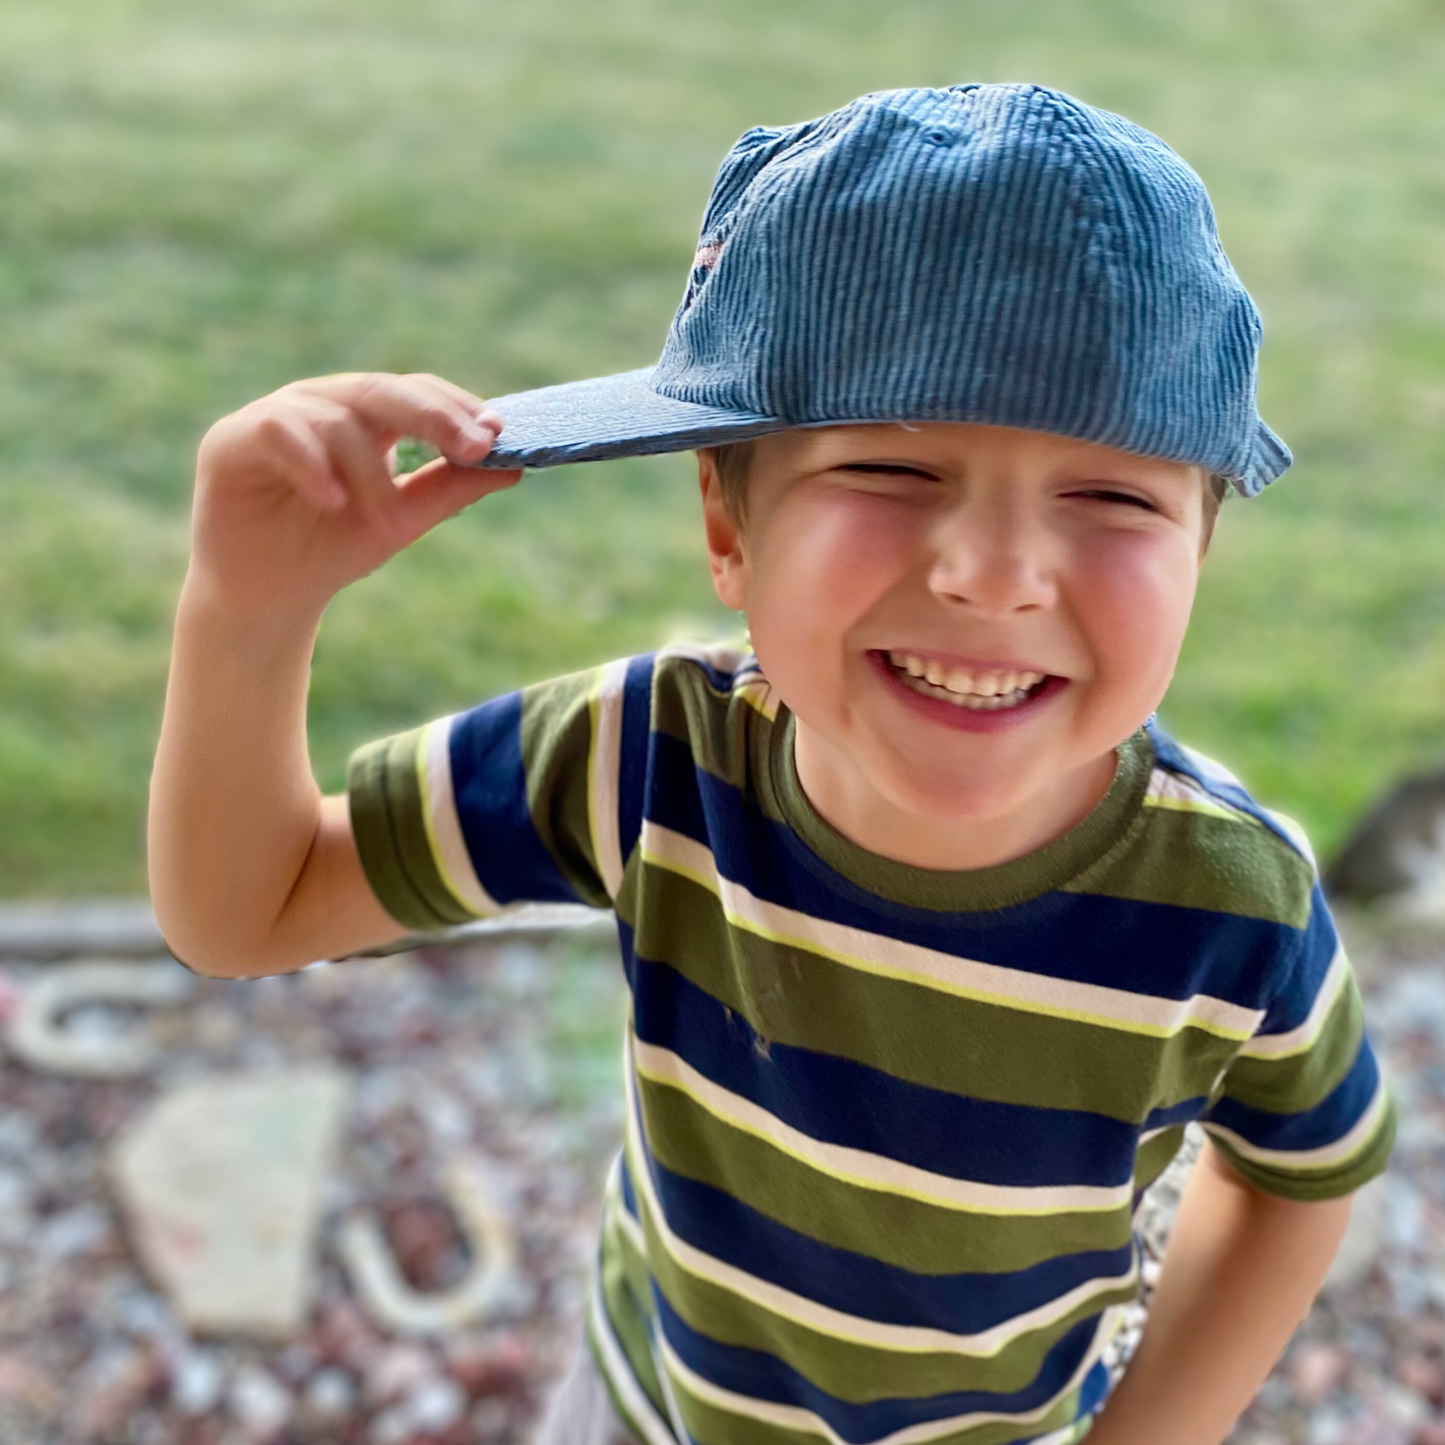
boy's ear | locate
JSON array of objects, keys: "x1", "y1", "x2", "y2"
[{"x1": 698, "y1": 451, "x2": 749, "y2": 611}]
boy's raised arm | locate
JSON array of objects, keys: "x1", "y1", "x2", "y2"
[{"x1": 148, "y1": 373, "x2": 521, "y2": 978}]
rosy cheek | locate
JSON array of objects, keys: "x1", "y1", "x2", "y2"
[
  {"x1": 757, "y1": 494, "x2": 917, "y2": 627},
  {"x1": 746, "y1": 495, "x2": 918, "y2": 705},
  {"x1": 1076, "y1": 533, "x2": 1198, "y2": 695}
]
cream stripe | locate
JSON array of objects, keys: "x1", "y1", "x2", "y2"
[
  {"x1": 1239, "y1": 945, "x2": 1350, "y2": 1061},
  {"x1": 587, "y1": 1272, "x2": 682, "y2": 1445},
  {"x1": 655, "y1": 1311, "x2": 1110, "y2": 1445},
  {"x1": 1204, "y1": 1076, "x2": 1390, "y2": 1172},
  {"x1": 734, "y1": 675, "x2": 780, "y2": 719},
  {"x1": 1142, "y1": 769, "x2": 1257, "y2": 825},
  {"x1": 659, "y1": 642, "x2": 778, "y2": 719},
  {"x1": 589, "y1": 659, "x2": 630, "y2": 900},
  {"x1": 622, "y1": 1057, "x2": 1138, "y2": 1358},
  {"x1": 641, "y1": 823, "x2": 1263, "y2": 1042},
  {"x1": 659, "y1": 640, "x2": 752, "y2": 671},
  {"x1": 632, "y1": 1036, "x2": 1130, "y2": 1216},
  {"x1": 1265, "y1": 809, "x2": 1316, "y2": 868},
  {"x1": 1179, "y1": 745, "x2": 1247, "y2": 791},
  {"x1": 417, "y1": 718, "x2": 498, "y2": 917}
]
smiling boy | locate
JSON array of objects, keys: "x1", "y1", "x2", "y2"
[{"x1": 151, "y1": 86, "x2": 1393, "y2": 1445}]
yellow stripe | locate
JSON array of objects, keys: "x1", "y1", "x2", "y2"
[
  {"x1": 620, "y1": 1056, "x2": 1137, "y2": 1359},
  {"x1": 1205, "y1": 1077, "x2": 1390, "y2": 1174},
  {"x1": 1239, "y1": 946, "x2": 1350, "y2": 1061},
  {"x1": 640, "y1": 830, "x2": 1258, "y2": 1043},
  {"x1": 632, "y1": 1038, "x2": 1128, "y2": 1217},
  {"x1": 1142, "y1": 793, "x2": 1257, "y2": 824},
  {"x1": 655, "y1": 1314, "x2": 1107, "y2": 1445}
]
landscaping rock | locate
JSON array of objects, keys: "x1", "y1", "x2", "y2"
[
  {"x1": 3, "y1": 920, "x2": 1433, "y2": 1444},
  {"x1": 5, "y1": 959, "x2": 190, "y2": 1078},
  {"x1": 110, "y1": 1067, "x2": 349, "y2": 1339},
  {"x1": 339, "y1": 1159, "x2": 517, "y2": 1336}
]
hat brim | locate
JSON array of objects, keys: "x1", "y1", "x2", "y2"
[{"x1": 474, "y1": 368, "x2": 790, "y2": 470}]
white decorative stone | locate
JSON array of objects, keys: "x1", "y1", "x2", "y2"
[
  {"x1": 339, "y1": 1159, "x2": 516, "y2": 1335},
  {"x1": 171, "y1": 1349, "x2": 226, "y2": 1415},
  {"x1": 406, "y1": 1375, "x2": 467, "y2": 1432},
  {"x1": 6, "y1": 959, "x2": 191, "y2": 1077},
  {"x1": 111, "y1": 1068, "x2": 350, "y2": 1339},
  {"x1": 228, "y1": 1365, "x2": 292, "y2": 1437}
]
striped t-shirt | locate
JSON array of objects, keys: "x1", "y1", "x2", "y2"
[{"x1": 349, "y1": 643, "x2": 1394, "y2": 1445}]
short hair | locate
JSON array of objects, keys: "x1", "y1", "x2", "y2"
[{"x1": 704, "y1": 441, "x2": 1229, "y2": 544}]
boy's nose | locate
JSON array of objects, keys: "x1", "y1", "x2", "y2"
[{"x1": 925, "y1": 505, "x2": 1057, "y2": 616}]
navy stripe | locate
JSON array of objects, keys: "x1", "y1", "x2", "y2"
[
  {"x1": 654, "y1": 1288, "x2": 1100, "y2": 1442},
  {"x1": 620, "y1": 1152, "x2": 640, "y2": 1218},
  {"x1": 618, "y1": 654, "x2": 656, "y2": 871},
  {"x1": 632, "y1": 952, "x2": 1140, "y2": 1187},
  {"x1": 450, "y1": 694, "x2": 580, "y2": 905},
  {"x1": 664, "y1": 651, "x2": 750, "y2": 696},
  {"x1": 1145, "y1": 721, "x2": 1303, "y2": 855},
  {"x1": 1141, "y1": 1096, "x2": 1209, "y2": 1133},
  {"x1": 645, "y1": 733, "x2": 1291, "y2": 1009},
  {"x1": 1255, "y1": 892, "x2": 1339, "y2": 1035},
  {"x1": 1207, "y1": 1041, "x2": 1380, "y2": 1152},
  {"x1": 1074, "y1": 1361, "x2": 1111, "y2": 1423},
  {"x1": 639, "y1": 1145, "x2": 1134, "y2": 1335}
]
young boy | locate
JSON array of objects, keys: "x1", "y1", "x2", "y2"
[{"x1": 151, "y1": 85, "x2": 1394, "y2": 1445}]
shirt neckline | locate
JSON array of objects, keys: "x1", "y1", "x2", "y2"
[{"x1": 765, "y1": 711, "x2": 1155, "y2": 913}]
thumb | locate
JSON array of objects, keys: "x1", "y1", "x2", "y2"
[{"x1": 394, "y1": 457, "x2": 523, "y2": 539}]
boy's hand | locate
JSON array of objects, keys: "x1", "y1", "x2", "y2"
[{"x1": 191, "y1": 373, "x2": 521, "y2": 617}]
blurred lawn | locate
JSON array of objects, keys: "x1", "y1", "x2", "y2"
[{"x1": 1, "y1": 0, "x2": 1443, "y2": 894}]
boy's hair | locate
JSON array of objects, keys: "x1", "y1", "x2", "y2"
[{"x1": 704, "y1": 441, "x2": 1230, "y2": 545}]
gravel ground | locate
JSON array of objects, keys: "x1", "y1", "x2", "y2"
[{"x1": 0, "y1": 917, "x2": 1440, "y2": 1445}]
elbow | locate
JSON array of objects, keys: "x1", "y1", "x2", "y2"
[{"x1": 153, "y1": 912, "x2": 303, "y2": 981}]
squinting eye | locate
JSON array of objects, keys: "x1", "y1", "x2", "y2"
[
  {"x1": 839, "y1": 463, "x2": 940, "y2": 481},
  {"x1": 1072, "y1": 488, "x2": 1156, "y2": 511}
]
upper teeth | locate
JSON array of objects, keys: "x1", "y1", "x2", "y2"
[{"x1": 888, "y1": 652, "x2": 1044, "y2": 697}]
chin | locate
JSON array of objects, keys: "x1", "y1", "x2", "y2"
[{"x1": 873, "y1": 760, "x2": 1032, "y2": 826}]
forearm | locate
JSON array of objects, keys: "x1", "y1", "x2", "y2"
[
  {"x1": 149, "y1": 575, "x2": 390, "y2": 975},
  {"x1": 1087, "y1": 1142, "x2": 1351, "y2": 1445},
  {"x1": 150, "y1": 374, "x2": 511, "y2": 975}
]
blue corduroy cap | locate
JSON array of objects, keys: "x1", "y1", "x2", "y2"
[{"x1": 482, "y1": 84, "x2": 1290, "y2": 495}]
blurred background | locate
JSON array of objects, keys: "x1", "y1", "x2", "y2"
[
  {"x1": 2, "y1": 0, "x2": 1444, "y2": 894},
  {"x1": 1, "y1": 1, "x2": 1444, "y2": 1443}
]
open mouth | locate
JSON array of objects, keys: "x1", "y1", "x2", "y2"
[{"x1": 881, "y1": 650, "x2": 1053, "y2": 712}]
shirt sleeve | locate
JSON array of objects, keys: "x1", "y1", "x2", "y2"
[
  {"x1": 347, "y1": 656, "x2": 654, "y2": 931},
  {"x1": 1202, "y1": 885, "x2": 1395, "y2": 1201}
]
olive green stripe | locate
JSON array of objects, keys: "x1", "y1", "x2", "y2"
[
  {"x1": 348, "y1": 732, "x2": 473, "y2": 931},
  {"x1": 651, "y1": 658, "x2": 1311, "y2": 927},
  {"x1": 651, "y1": 654, "x2": 767, "y2": 797},
  {"x1": 1221, "y1": 981, "x2": 1364, "y2": 1114},
  {"x1": 665, "y1": 1352, "x2": 1090, "y2": 1445},
  {"x1": 637, "y1": 1077, "x2": 1133, "y2": 1275},
  {"x1": 769, "y1": 719, "x2": 1155, "y2": 915},
  {"x1": 631, "y1": 868, "x2": 1238, "y2": 1118},
  {"x1": 1132, "y1": 1127, "x2": 1191, "y2": 1194},
  {"x1": 613, "y1": 1176, "x2": 1131, "y2": 1402},
  {"x1": 1064, "y1": 807, "x2": 1314, "y2": 928},
  {"x1": 1207, "y1": 1097, "x2": 1396, "y2": 1202},
  {"x1": 519, "y1": 670, "x2": 613, "y2": 908},
  {"x1": 598, "y1": 1198, "x2": 668, "y2": 1417}
]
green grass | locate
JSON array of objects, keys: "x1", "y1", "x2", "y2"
[{"x1": 2, "y1": 0, "x2": 1443, "y2": 893}]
